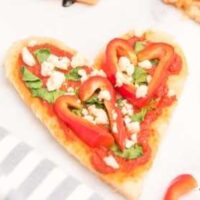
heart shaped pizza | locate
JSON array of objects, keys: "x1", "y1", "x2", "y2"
[{"x1": 5, "y1": 31, "x2": 187, "y2": 199}]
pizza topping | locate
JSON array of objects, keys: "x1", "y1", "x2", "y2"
[
  {"x1": 125, "y1": 138, "x2": 135, "y2": 149},
  {"x1": 78, "y1": 69, "x2": 88, "y2": 82},
  {"x1": 118, "y1": 56, "x2": 135, "y2": 76},
  {"x1": 115, "y1": 71, "x2": 131, "y2": 87},
  {"x1": 103, "y1": 155, "x2": 119, "y2": 169},
  {"x1": 126, "y1": 121, "x2": 141, "y2": 133},
  {"x1": 34, "y1": 48, "x2": 51, "y2": 63},
  {"x1": 98, "y1": 90, "x2": 111, "y2": 101},
  {"x1": 46, "y1": 71, "x2": 65, "y2": 91},
  {"x1": 47, "y1": 54, "x2": 70, "y2": 70},
  {"x1": 136, "y1": 84, "x2": 148, "y2": 98},
  {"x1": 22, "y1": 47, "x2": 36, "y2": 67},
  {"x1": 134, "y1": 41, "x2": 145, "y2": 53},
  {"x1": 90, "y1": 69, "x2": 107, "y2": 77},
  {"x1": 133, "y1": 66, "x2": 148, "y2": 86},
  {"x1": 71, "y1": 53, "x2": 88, "y2": 68},
  {"x1": 41, "y1": 61, "x2": 55, "y2": 77},
  {"x1": 138, "y1": 60, "x2": 153, "y2": 69}
]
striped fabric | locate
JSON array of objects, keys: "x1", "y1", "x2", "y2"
[{"x1": 0, "y1": 127, "x2": 103, "y2": 200}]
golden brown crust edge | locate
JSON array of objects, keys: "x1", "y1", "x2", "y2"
[{"x1": 5, "y1": 33, "x2": 187, "y2": 200}]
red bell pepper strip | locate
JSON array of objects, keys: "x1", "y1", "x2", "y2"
[
  {"x1": 103, "y1": 38, "x2": 175, "y2": 108},
  {"x1": 54, "y1": 95, "x2": 114, "y2": 148},
  {"x1": 164, "y1": 174, "x2": 198, "y2": 200},
  {"x1": 79, "y1": 75, "x2": 128, "y2": 150}
]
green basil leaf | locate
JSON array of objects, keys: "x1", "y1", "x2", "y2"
[
  {"x1": 21, "y1": 67, "x2": 40, "y2": 82},
  {"x1": 32, "y1": 88, "x2": 65, "y2": 103},
  {"x1": 65, "y1": 67, "x2": 81, "y2": 81},
  {"x1": 133, "y1": 66, "x2": 147, "y2": 85},
  {"x1": 34, "y1": 48, "x2": 50, "y2": 63},
  {"x1": 111, "y1": 144, "x2": 143, "y2": 160},
  {"x1": 134, "y1": 41, "x2": 145, "y2": 53},
  {"x1": 25, "y1": 81, "x2": 42, "y2": 89},
  {"x1": 131, "y1": 108, "x2": 148, "y2": 122},
  {"x1": 85, "y1": 96, "x2": 104, "y2": 109}
]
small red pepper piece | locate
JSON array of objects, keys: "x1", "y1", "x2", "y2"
[
  {"x1": 103, "y1": 38, "x2": 175, "y2": 108},
  {"x1": 79, "y1": 76, "x2": 128, "y2": 150},
  {"x1": 164, "y1": 174, "x2": 198, "y2": 200},
  {"x1": 54, "y1": 95, "x2": 114, "y2": 148}
]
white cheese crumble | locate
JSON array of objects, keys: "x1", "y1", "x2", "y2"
[
  {"x1": 118, "y1": 56, "x2": 135, "y2": 76},
  {"x1": 126, "y1": 121, "x2": 140, "y2": 133},
  {"x1": 168, "y1": 89, "x2": 176, "y2": 97},
  {"x1": 46, "y1": 71, "x2": 65, "y2": 91},
  {"x1": 83, "y1": 115, "x2": 96, "y2": 124},
  {"x1": 88, "y1": 105, "x2": 109, "y2": 124},
  {"x1": 71, "y1": 53, "x2": 87, "y2": 68},
  {"x1": 115, "y1": 71, "x2": 131, "y2": 87},
  {"x1": 125, "y1": 139, "x2": 135, "y2": 149},
  {"x1": 98, "y1": 90, "x2": 111, "y2": 101},
  {"x1": 22, "y1": 47, "x2": 36, "y2": 67},
  {"x1": 65, "y1": 87, "x2": 76, "y2": 95},
  {"x1": 131, "y1": 133, "x2": 137, "y2": 142},
  {"x1": 82, "y1": 108, "x2": 89, "y2": 116},
  {"x1": 112, "y1": 122, "x2": 118, "y2": 133},
  {"x1": 121, "y1": 100, "x2": 134, "y2": 116},
  {"x1": 47, "y1": 54, "x2": 70, "y2": 70},
  {"x1": 136, "y1": 85, "x2": 148, "y2": 98},
  {"x1": 124, "y1": 115, "x2": 131, "y2": 125},
  {"x1": 138, "y1": 60, "x2": 153, "y2": 69},
  {"x1": 78, "y1": 69, "x2": 88, "y2": 82},
  {"x1": 90, "y1": 69, "x2": 107, "y2": 77},
  {"x1": 103, "y1": 155, "x2": 119, "y2": 169},
  {"x1": 41, "y1": 61, "x2": 55, "y2": 77}
]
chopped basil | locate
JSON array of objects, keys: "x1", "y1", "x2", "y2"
[
  {"x1": 133, "y1": 66, "x2": 147, "y2": 85},
  {"x1": 71, "y1": 109, "x2": 82, "y2": 116},
  {"x1": 21, "y1": 67, "x2": 64, "y2": 103},
  {"x1": 134, "y1": 41, "x2": 145, "y2": 53},
  {"x1": 34, "y1": 48, "x2": 50, "y2": 63},
  {"x1": 65, "y1": 67, "x2": 81, "y2": 81},
  {"x1": 111, "y1": 144, "x2": 143, "y2": 160},
  {"x1": 85, "y1": 96, "x2": 104, "y2": 109},
  {"x1": 131, "y1": 108, "x2": 148, "y2": 122},
  {"x1": 32, "y1": 88, "x2": 65, "y2": 103},
  {"x1": 21, "y1": 67, "x2": 40, "y2": 82}
]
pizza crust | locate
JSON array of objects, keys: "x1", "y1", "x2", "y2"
[
  {"x1": 163, "y1": 0, "x2": 200, "y2": 23},
  {"x1": 5, "y1": 33, "x2": 187, "y2": 200}
]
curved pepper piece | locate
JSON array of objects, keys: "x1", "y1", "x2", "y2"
[
  {"x1": 103, "y1": 38, "x2": 175, "y2": 107},
  {"x1": 79, "y1": 76, "x2": 128, "y2": 150},
  {"x1": 164, "y1": 174, "x2": 198, "y2": 200},
  {"x1": 54, "y1": 95, "x2": 114, "y2": 148}
]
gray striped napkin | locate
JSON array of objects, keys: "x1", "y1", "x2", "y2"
[{"x1": 0, "y1": 127, "x2": 103, "y2": 200}]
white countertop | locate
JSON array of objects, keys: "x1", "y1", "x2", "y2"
[{"x1": 0, "y1": 0, "x2": 200, "y2": 199}]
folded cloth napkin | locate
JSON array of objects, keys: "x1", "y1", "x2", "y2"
[{"x1": 0, "y1": 127, "x2": 103, "y2": 200}]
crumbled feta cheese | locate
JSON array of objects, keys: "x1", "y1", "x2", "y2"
[
  {"x1": 90, "y1": 69, "x2": 106, "y2": 77},
  {"x1": 112, "y1": 110, "x2": 118, "y2": 120},
  {"x1": 103, "y1": 155, "x2": 119, "y2": 169},
  {"x1": 115, "y1": 71, "x2": 131, "y2": 87},
  {"x1": 78, "y1": 69, "x2": 88, "y2": 82},
  {"x1": 138, "y1": 60, "x2": 153, "y2": 69},
  {"x1": 118, "y1": 56, "x2": 134, "y2": 76},
  {"x1": 112, "y1": 122, "x2": 118, "y2": 133},
  {"x1": 41, "y1": 61, "x2": 55, "y2": 77},
  {"x1": 46, "y1": 71, "x2": 65, "y2": 91},
  {"x1": 22, "y1": 47, "x2": 36, "y2": 67},
  {"x1": 71, "y1": 53, "x2": 87, "y2": 68},
  {"x1": 168, "y1": 89, "x2": 176, "y2": 97},
  {"x1": 147, "y1": 75, "x2": 152, "y2": 83},
  {"x1": 82, "y1": 108, "x2": 89, "y2": 116},
  {"x1": 125, "y1": 139, "x2": 135, "y2": 149},
  {"x1": 121, "y1": 107, "x2": 128, "y2": 115},
  {"x1": 136, "y1": 85, "x2": 148, "y2": 98},
  {"x1": 88, "y1": 105, "x2": 109, "y2": 124},
  {"x1": 121, "y1": 101, "x2": 134, "y2": 116},
  {"x1": 124, "y1": 115, "x2": 131, "y2": 125},
  {"x1": 47, "y1": 55, "x2": 70, "y2": 70},
  {"x1": 126, "y1": 121, "x2": 140, "y2": 133},
  {"x1": 28, "y1": 40, "x2": 37, "y2": 47},
  {"x1": 131, "y1": 133, "x2": 137, "y2": 142},
  {"x1": 98, "y1": 90, "x2": 111, "y2": 101},
  {"x1": 84, "y1": 115, "x2": 96, "y2": 124}
]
